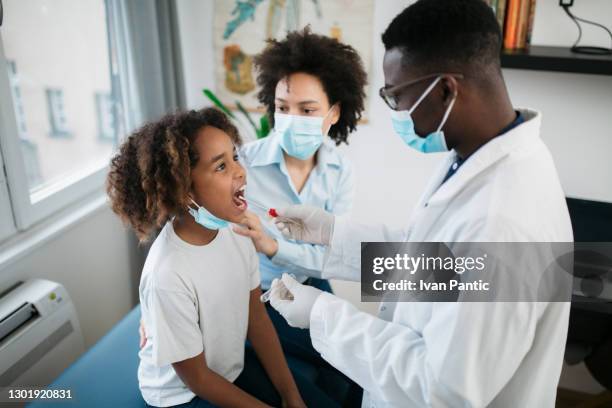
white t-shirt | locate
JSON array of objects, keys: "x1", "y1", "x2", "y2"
[{"x1": 137, "y1": 222, "x2": 260, "y2": 407}]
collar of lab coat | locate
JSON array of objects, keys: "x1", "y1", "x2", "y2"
[{"x1": 419, "y1": 108, "x2": 542, "y2": 208}]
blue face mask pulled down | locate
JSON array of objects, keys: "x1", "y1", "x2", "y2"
[
  {"x1": 274, "y1": 108, "x2": 333, "y2": 160},
  {"x1": 187, "y1": 199, "x2": 228, "y2": 230},
  {"x1": 390, "y1": 76, "x2": 456, "y2": 153}
]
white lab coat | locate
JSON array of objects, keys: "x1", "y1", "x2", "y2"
[{"x1": 310, "y1": 109, "x2": 573, "y2": 407}]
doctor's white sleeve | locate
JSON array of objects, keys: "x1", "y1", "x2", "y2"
[
  {"x1": 309, "y1": 295, "x2": 540, "y2": 407},
  {"x1": 321, "y1": 216, "x2": 408, "y2": 281}
]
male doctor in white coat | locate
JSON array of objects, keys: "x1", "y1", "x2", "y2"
[{"x1": 268, "y1": 0, "x2": 573, "y2": 406}]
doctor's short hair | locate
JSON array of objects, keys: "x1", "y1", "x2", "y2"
[
  {"x1": 253, "y1": 27, "x2": 367, "y2": 146},
  {"x1": 382, "y1": 0, "x2": 502, "y2": 77},
  {"x1": 106, "y1": 108, "x2": 241, "y2": 242}
]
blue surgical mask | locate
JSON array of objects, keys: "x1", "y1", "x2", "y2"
[
  {"x1": 390, "y1": 76, "x2": 456, "y2": 153},
  {"x1": 274, "y1": 107, "x2": 334, "y2": 160},
  {"x1": 187, "y1": 199, "x2": 229, "y2": 230}
]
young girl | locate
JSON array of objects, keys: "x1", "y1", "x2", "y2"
[{"x1": 107, "y1": 108, "x2": 334, "y2": 407}]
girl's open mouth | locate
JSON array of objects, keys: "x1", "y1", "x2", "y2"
[{"x1": 232, "y1": 185, "x2": 247, "y2": 211}]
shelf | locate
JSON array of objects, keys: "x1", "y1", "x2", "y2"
[{"x1": 501, "y1": 45, "x2": 612, "y2": 75}]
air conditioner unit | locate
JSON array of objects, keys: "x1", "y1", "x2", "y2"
[{"x1": 0, "y1": 279, "x2": 84, "y2": 387}]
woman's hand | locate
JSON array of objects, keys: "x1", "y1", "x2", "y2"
[
  {"x1": 233, "y1": 211, "x2": 279, "y2": 258},
  {"x1": 139, "y1": 319, "x2": 147, "y2": 349}
]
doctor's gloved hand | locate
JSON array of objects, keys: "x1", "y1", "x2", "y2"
[
  {"x1": 273, "y1": 205, "x2": 335, "y2": 245},
  {"x1": 270, "y1": 273, "x2": 323, "y2": 329}
]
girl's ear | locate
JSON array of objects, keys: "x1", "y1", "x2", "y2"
[{"x1": 186, "y1": 193, "x2": 196, "y2": 207}]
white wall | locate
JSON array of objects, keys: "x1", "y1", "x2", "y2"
[
  {"x1": 176, "y1": 0, "x2": 612, "y2": 394},
  {"x1": 176, "y1": 0, "x2": 612, "y2": 209}
]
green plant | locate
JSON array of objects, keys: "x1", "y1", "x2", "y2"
[{"x1": 202, "y1": 88, "x2": 271, "y2": 139}]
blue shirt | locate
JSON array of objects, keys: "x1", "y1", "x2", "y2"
[{"x1": 239, "y1": 133, "x2": 354, "y2": 290}]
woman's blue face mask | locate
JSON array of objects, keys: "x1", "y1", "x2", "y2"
[
  {"x1": 274, "y1": 106, "x2": 334, "y2": 160},
  {"x1": 387, "y1": 75, "x2": 457, "y2": 154}
]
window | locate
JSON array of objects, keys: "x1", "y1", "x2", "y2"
[
  {"x1": 0, "y1": 0, "x2": 128, "y2": 230},
  {"x1": 7, "y1": 60, "x2": 27, "y2": 138},
  {"x1": 46, "y1": 89, "x2": 71, "y2": 137},
  {"x1": 95, "y1": 92, "x2": 116, "y2": 142},
  {"x1": 6, "y1": 59, "x2": 41, "y2": 188},
  {"x1": 0, "y1": 0, "x2": 179, "y2": 236}
]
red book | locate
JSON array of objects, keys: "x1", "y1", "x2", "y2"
[{"x1": 504, "y1": 0, "x2": 521, "y2": 49}]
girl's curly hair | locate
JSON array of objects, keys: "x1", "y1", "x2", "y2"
[
  {"x1": 106, "y1": 108, "x2": 241, "y2": 242},
  {"x1": 253, "y1": 27, "x2": 367, "y2": 145}
]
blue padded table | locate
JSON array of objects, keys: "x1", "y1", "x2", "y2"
[
  {"x1": 26, "y1": 304, "x2": 348, "y2": 408},
  {"x1": 28, "y1": 305, "x2": 146, "y2": 408}
]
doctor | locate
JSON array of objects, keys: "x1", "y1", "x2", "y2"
[{"x1": 268, "y1": 0, "x2": 573, "y2": 407}]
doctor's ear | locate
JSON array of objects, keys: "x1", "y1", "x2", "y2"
[{"x1": 440, "y1": 76, "x2": 459, "y2": 106}]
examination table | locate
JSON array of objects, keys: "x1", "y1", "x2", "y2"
[
  {"x1": 28, "y1": 305, "x2": 146, "y2": 408},
  {"x1": 26, "y1": 304, "x2": 329, "y2": 408}
]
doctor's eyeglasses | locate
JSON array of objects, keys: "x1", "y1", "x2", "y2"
[{"x1": 379, "y1": 73, "x2": 464, "y2": 111}]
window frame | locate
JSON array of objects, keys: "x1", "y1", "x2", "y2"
[{"x1": 0, "y1": 150, "x2": 16, "y2": 242}]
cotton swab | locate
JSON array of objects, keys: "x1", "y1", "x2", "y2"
[
  {"x1": 245, "y1": 198, "x2": 300, "y2": 225},
  {"x1": 244, "y1": 198, "x2": 271, "y2": 214}
]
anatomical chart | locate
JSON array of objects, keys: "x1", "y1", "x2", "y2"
[{"x1": 213, "y1": 0, "x2": 374, "y2": 116}]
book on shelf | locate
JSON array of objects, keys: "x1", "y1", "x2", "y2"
[
  {"x1": 488, "y1": 0, "x2": 536, "y2": 50},
  {"x1": 525, "y1": 0, "x2": 537, "y2": 46},
  {"x1": 503, "y1": 0, "x2": 521, "y2": 49},
  {"x1": 496, "y1": 0, "x2": 507, "y2": 32},
  {"x1": 515, "y1": 0, "x2": 531, "y2": 49}
]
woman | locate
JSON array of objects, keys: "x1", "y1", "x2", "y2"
[{"x1": 233, "y1": 27, "x2": 367, "y2": 406}]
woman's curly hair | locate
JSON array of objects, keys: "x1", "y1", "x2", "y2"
[
  {"x1": 106, "y1": 108, "x2": 241, "y2": 242},
  {"x1": 253, "y1": 27, "x2": 367, "y2": 145}
]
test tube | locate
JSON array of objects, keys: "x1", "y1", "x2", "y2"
[{"x1": 260, "y1": 274, "x2": 296, "y2": 303}]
